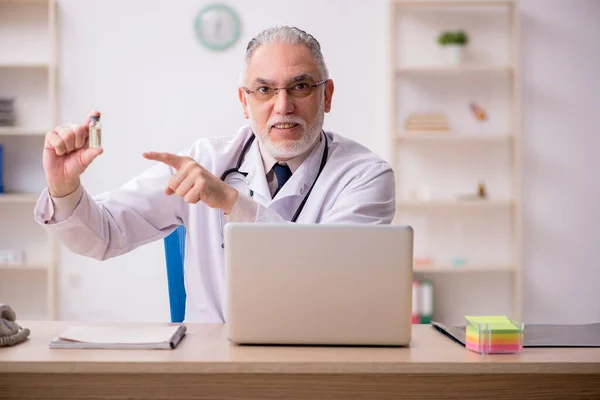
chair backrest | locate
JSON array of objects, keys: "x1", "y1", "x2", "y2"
[{"x1": 163, "y1": 225, "x2": 187, "y2": 322}]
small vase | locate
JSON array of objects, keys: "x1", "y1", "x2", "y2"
[{"x1": 442, "y1": 44, "x2": 465, "y2": 66}]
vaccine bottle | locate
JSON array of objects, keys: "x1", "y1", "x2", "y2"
[{"x1": 89, "y1": 116, "x2": 102, "y2": 148}]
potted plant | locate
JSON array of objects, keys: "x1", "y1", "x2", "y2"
[{"x1": 437, "y1": 30, "x2": 469, "y2": 65}]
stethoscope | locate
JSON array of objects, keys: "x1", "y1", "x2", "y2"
[{"x1": 218, "y1": 130, "x2": 329, "y2": 247}]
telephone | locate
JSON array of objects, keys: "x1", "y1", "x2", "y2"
[{"x1": 0, "y1": 304, "x2": 30, "y2": 347}]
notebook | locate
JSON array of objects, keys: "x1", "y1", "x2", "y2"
[
  {"x1": 49, "y1": 324, "x2": 187, "y2": 350},
  {"x1": 431, "y1": 321, "x2": 600, "y2": 348}
]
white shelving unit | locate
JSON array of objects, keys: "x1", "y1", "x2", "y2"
[
  {"x1": 0, "y1": 127, "x2": 47, "y2": 136},
  {"x1": 397, "y1": 132, "x2": 512, "y2": 142},
  {"x1": 397, "y1": 199, "x2": 514, "y2": 208},
  {"x1": 397, "y1": 65, "x2": 513, "y2": 74},
  {"x1": 389, "y1": 0, "x2": 521, "y2": 323},
  {"x1": 0, "y1": 193, "x2": 41, "y2": 203},
  {"x1": 0, "y1": 0, "x2": 58, "y2": 320},
  {"x1": 0, "y1": 62, "x2": 50, "y2": 68},
  {"x1": 0, "y1": 263, "x2": 50, "y2": 271},
  {"x1": 414, "y1": 264, "x2": 513, "y2": 273}
]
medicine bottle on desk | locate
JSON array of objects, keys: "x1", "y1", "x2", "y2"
[{"x1": 89, "y1": 116, "x2": 102, "y2": 148}]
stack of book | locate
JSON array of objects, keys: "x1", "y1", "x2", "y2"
[
  {"x1": 0, "y1": 143, "x2": 3, "y2": 193},
  {"x1": 412, "y1": 279, "x2": 434, "y2": 324},
  {"x1": 0, "y1": 98, "x2": 15, "y2": 126},
  {"x1": 404, "y1": 113, "x2": 449, "y2": 133}
]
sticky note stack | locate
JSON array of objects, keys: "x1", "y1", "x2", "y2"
[{"x1": 465, "y1": 316, "x2": 523, "y2": 354}]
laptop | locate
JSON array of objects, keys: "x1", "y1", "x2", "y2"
[{"x1": 224, "y1": 223, "x2": 414, "y2": 346}]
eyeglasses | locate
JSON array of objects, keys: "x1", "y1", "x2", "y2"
[{"x1": 242, "y1": 79, "x2": 328, "y2": 102}]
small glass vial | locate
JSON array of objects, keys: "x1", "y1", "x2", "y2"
[{"x1": 89, "y1": 116, "x2": 102, "y2": 148}]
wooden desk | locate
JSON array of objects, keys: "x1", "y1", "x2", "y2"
[{"x1": 1, "y1": 321, "x2": 599, "y2": 399}]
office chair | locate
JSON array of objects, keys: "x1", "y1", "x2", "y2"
[{"x1": 163, "y1": 225, "x2": 187, "y2": 323}]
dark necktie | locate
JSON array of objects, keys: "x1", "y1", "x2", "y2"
[{"x1": 273, "y1": 163, "x2": 292, "y2": 196}]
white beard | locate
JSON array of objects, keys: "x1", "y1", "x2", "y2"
[{"x1": 247, "y1": 100, "x2": 324, "y2": 160}]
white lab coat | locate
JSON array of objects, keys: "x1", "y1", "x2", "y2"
[{"x1": 34, "y1": 125, "x2": 396, "y2": 322}]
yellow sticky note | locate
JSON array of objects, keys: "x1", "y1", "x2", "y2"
[{"x1": 465, "y1": 316, "x2": 519, "y2": 332}]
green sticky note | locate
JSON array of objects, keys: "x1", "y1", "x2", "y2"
[{"x1": 465, "y1": 316, "x2": 519, "y2": 333}]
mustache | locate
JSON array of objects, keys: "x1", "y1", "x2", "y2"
[{"x1": 267, "y1": 115, "x2": 307, "y2": 129}]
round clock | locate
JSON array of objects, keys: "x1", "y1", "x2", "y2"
[{"x1": 194, "y1": 4, "x2": 242, "y2": 51}]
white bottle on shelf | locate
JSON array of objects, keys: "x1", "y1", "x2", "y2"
[{"x1": 450, "y1": 221, "x2": 467, "y2": 267}]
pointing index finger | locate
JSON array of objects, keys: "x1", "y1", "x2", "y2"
[{"x1": 143, "y1": 151, "x2": 184, "y2": 169}]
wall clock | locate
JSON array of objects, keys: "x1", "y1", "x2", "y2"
[{"x1": 194, "y1": 3, "x2": 242, "y2": 51}]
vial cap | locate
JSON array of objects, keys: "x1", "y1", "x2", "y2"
[{"x1": 90, "y1": 116, "x2": 100, "y2": 122}]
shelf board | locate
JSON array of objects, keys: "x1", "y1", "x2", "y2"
[
  {"x1": 0, "y1": 61, "x2": 50, "y2": 69},
  {"x1": 397, "y1": 199, "x2": 514, "y2": 208},
  {"x1": 414, "y1": 264, "x2": 514, "y2": 273},
  {"x1": 397, "y1": 132, "x2": 512, "y2": 142},
  {"x1": 0, "y1": 193, "x2": 40, "y2": 203},
  {"x1": 394, "y1": 0, "x2": 515, "y2": 6},
  {"x1": 18, "y1": 313, "x2": 51, "y2": 321},
  {"x1": 396, "y1": 65, "x2": 513, "y2": 75},
  {"x1": 0, "y1": 0, "x2": 49, "y2": 3},
  {"x1": 0, "y1": 263, "x2": 49, "y2": 271},
  {"x1": 0, "y1": 127, "x2": 47, "y2": 136}
]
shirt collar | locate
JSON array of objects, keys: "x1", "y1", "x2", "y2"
[
  {"x1": 236, "y1": 128, "x2": 326, "y2": 203},
  {"x1": 258, "y1": 134, "x2": 321, "y2": 174}
]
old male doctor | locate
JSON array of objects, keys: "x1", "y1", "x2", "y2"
[{"x1": 34, "y1": 26, "x2": 396, "y2": 322}]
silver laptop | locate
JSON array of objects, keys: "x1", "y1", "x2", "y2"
[{"x1": 224, "y1": 223, "x2": 414, "y2": 346}]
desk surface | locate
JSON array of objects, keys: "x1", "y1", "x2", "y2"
[{"x1": 2, "y1": 321, "x2": 599, "y2": 375}]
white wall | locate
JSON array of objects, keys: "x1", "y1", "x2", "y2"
[
  {"x1": 55, "y1": 0, "x2": 389, "y2": 321},
  {"x1": 54, "y1": 0, "x2": 600, "y2": 324},
  {"x1": 520, "y1": 0, "x2": 600, "y2": 324}
]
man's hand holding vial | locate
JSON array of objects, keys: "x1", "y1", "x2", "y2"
[
  {"x1": 43, "y1": 110, "x2": 104, "y2": 198},
  {"x1": 43, "y1": 110, "x2": 239, "y2": 213}
]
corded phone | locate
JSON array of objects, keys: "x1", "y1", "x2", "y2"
[{"x1": 0, "y1": 304, "x2": 30, "y2": 347}]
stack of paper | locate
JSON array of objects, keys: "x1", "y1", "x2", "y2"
[
  {"x1": 49, "y1": 324, "x2": 187, "y2": 350},
  {"x1": 465, "y1": 316, "x2": 523, "y2": 354}
]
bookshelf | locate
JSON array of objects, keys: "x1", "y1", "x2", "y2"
[
  {"x1": 0, "y1": 127, "x2": 47, "y2": 136},
  {"x1": 415, "y1": 265, "x2": 513, "y2": 275},
  {"x1": 0, "y1": 263, "x2": 49, "y2": 271},
  {"x1": 396, "y1": 65, "x2": 513, "y2": 74},
  {"x1": 0, "y1": 0, "x2": 58, "y2": 320},
  {"x1": 0, "y1": 193, "x2": 41, "y2": 203},
  {"x1": 397, "y1": 132, "x2": 512, "y2": 142},
  {"x1": 397, "y1": 199, "x2": 513, "y2": 209},
  {"x1": 389, "y1": 0, "x2": 521, "y2": 323}
]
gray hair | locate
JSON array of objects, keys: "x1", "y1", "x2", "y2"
[{"x1": 239, "y1": 26, "x2": 329, "y2": 86}]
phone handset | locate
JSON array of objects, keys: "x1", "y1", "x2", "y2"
[{"x1": 0, "y1": 303, "x2": 30, "y2": 347}]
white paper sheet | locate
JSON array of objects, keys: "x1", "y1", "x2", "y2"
[{"x1": 58, "y1": 325, "x2": 181, "y2": 344}]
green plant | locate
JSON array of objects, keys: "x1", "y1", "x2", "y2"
[{"x1": 437, "y1": 30, "x2": 469, "y2": 46}]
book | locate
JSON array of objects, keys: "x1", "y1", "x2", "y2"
[
  {"x1": 49, "y1": 324, "x2": 187, "y2": 350},
  {"x1": 0, "y1": 144, "x2": 3, "y2": 193},
  {"x1": 404, "y1": 113, "x2": 450, "y2": 133},
  {"x1": 412, "y1": 280, "x2": 420, "y2": 323},
  {"x1": 419, "y1": 280, "x2": 434, "y2": 324}
]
